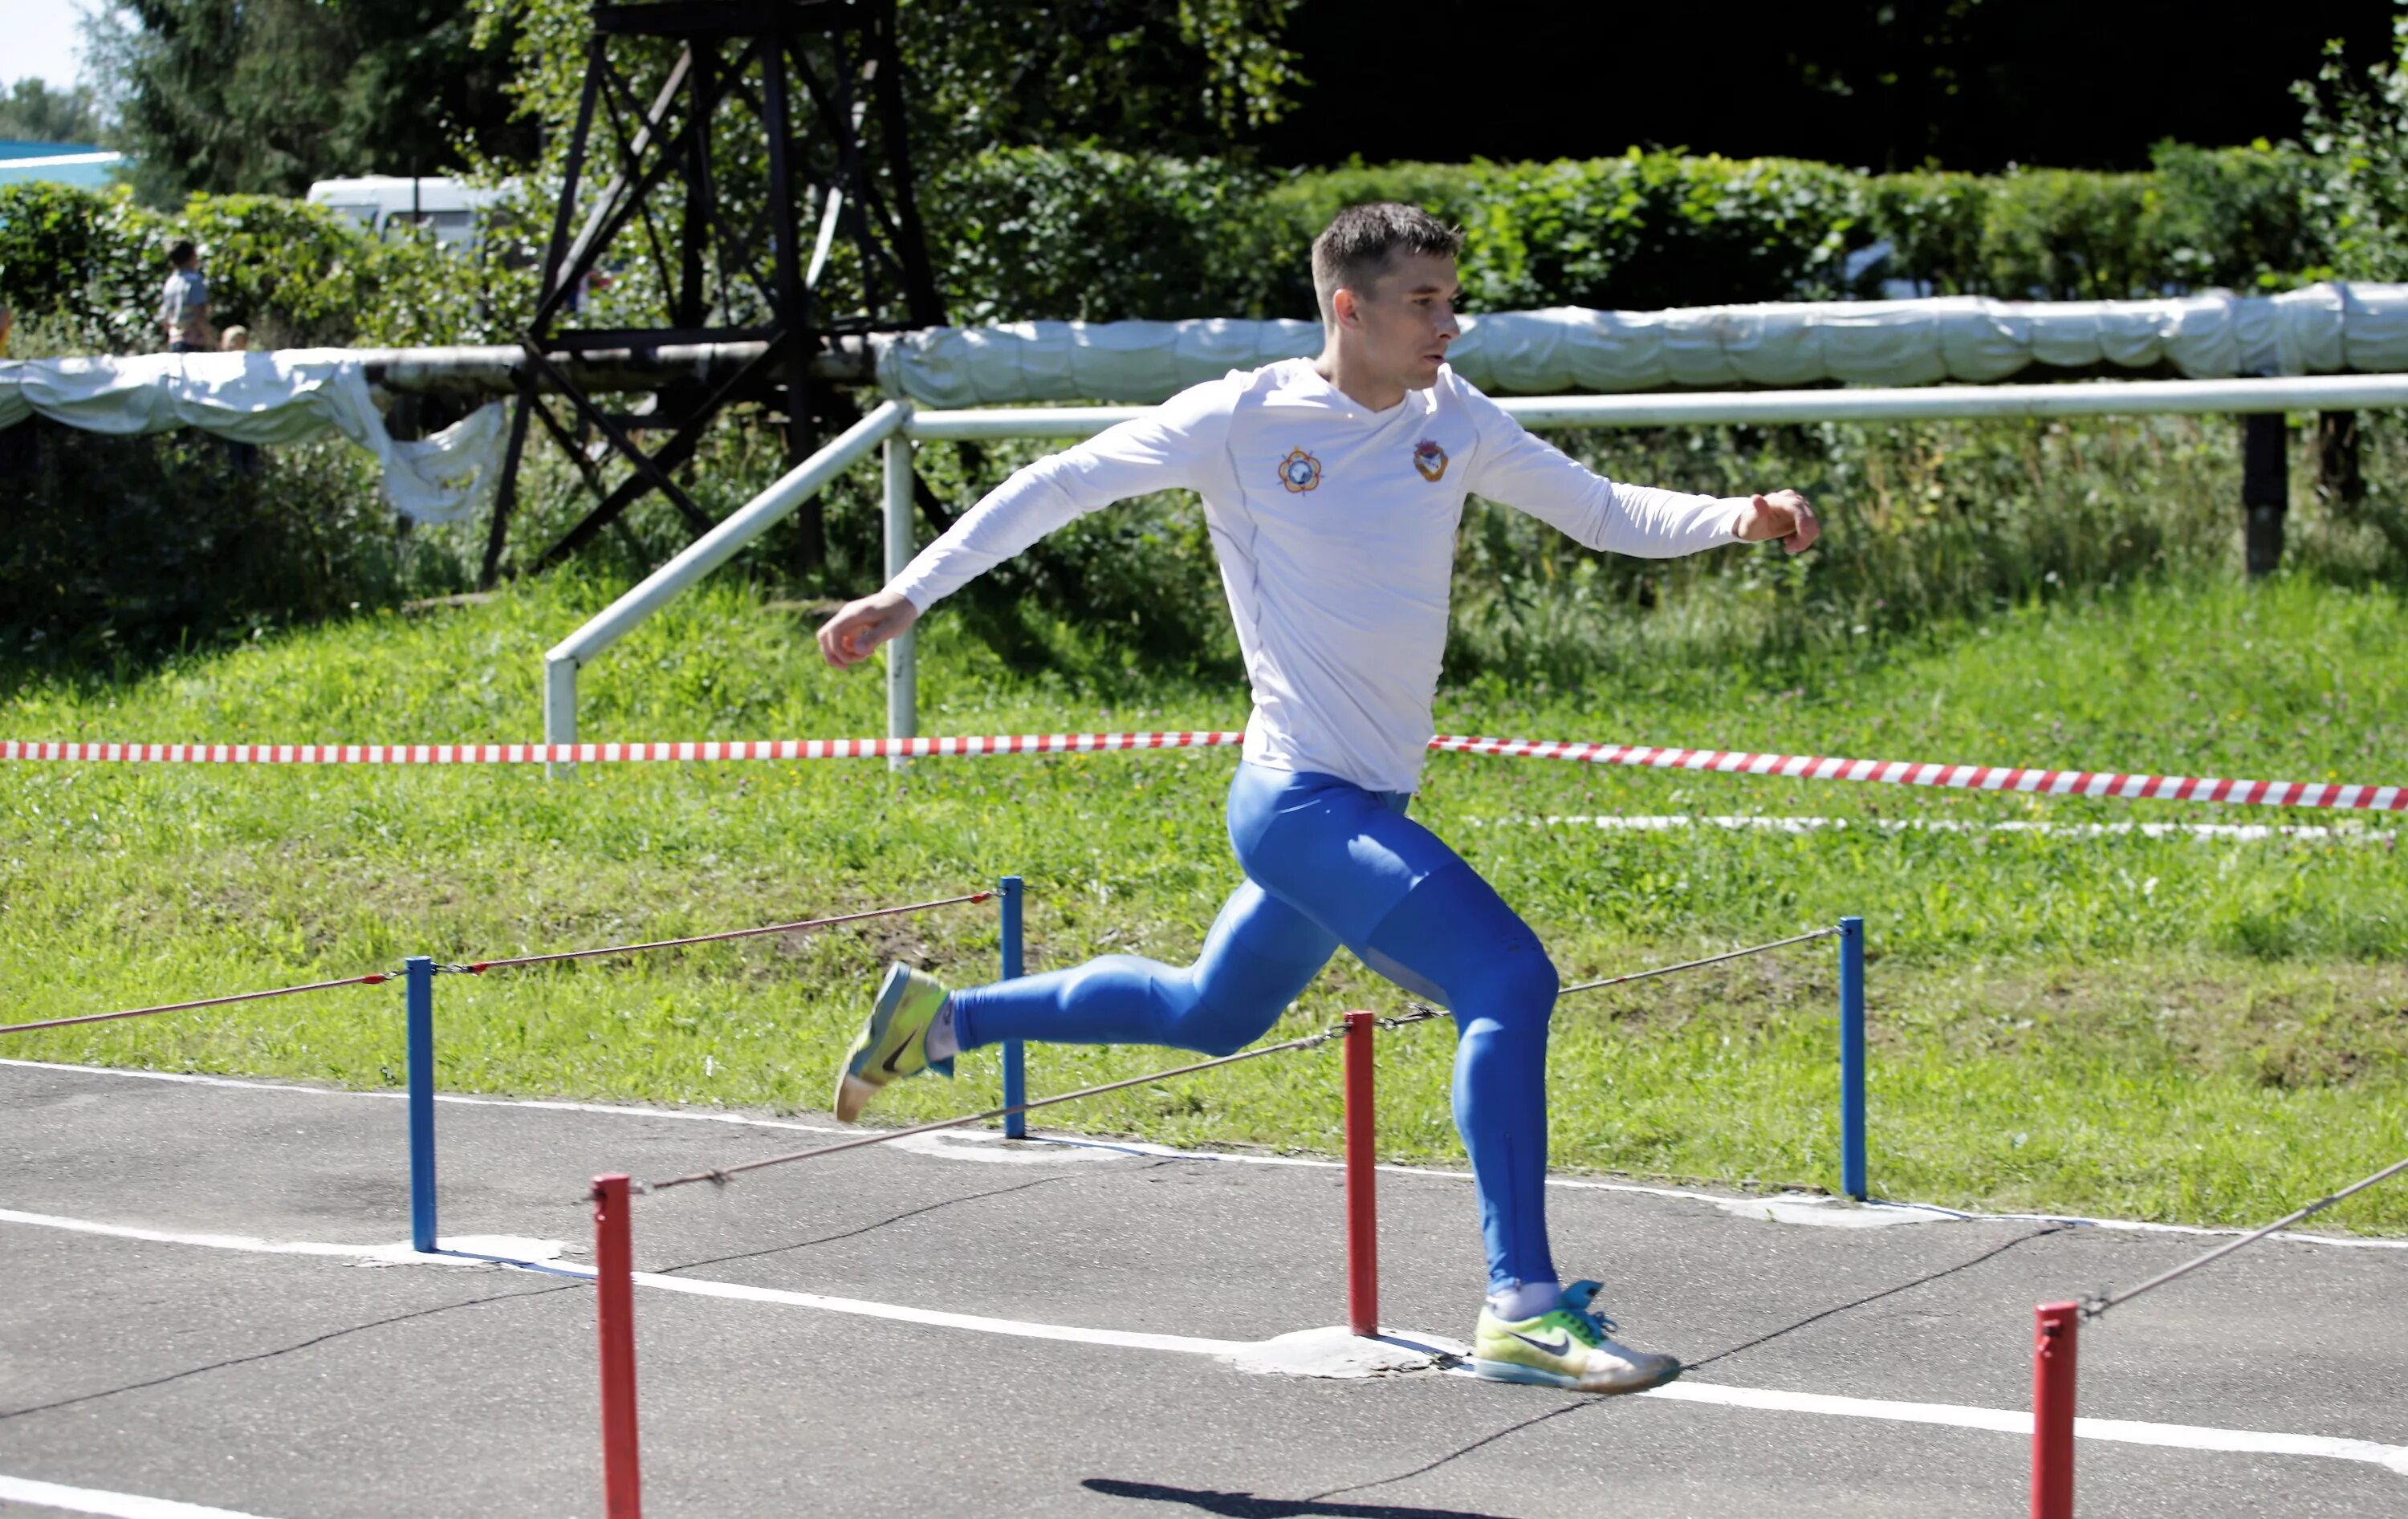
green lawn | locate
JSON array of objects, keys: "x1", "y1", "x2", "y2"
[{"x1": 3, "y1": 572, "x2": 2405, "y2": 1231}]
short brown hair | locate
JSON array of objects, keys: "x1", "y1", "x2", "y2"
[{"x1": 1310, "y1": 202, "x2": 1462, "y2": 324}]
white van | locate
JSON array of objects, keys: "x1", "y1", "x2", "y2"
[{"x1": 305, "y1": 177, "x2": 505, "y2": 251}]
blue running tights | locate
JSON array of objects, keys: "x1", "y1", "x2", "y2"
[{"x1": 949, "y1": 761, "x2": 1558, "y2": 1294}]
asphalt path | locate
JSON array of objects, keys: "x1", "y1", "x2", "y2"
[{"x1": 2, "y1": 1057, "x2": 2403, "y2": 1518}]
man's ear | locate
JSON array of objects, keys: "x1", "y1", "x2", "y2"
[{"x1": 1331, "y1": 286, "x2": 1361, "y2": 330}]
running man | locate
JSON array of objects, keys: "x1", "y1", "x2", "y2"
[{"x1": 816, "y1": 203, "x2": 1820, "y2": 1394}]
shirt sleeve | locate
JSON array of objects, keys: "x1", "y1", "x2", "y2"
[
  {"x1": 1460, "y1": 384, "x2": 1743, "y2": 559},
  {"x1": 885, "y1": 377, "x2": 1237, "y2": 611}
]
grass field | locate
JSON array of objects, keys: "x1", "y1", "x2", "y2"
[{"x1": 3, "y1": 571, "x2": 2405, "y2": 1231}]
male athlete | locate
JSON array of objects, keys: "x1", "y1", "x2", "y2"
[{"x1": 816, "y1": 203, "x2": 1819, "y2": 1394}]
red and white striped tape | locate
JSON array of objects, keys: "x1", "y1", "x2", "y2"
[
  {"x1": 3, "y1": 733, "x2": 2398, "y2": 811},
  {"x1": 1426, "y1": 737, "x2": 2405, "y2": 811}
]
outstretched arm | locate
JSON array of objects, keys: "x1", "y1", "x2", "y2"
[
  {"x1": 816, "y1": 381, "x2": 1236, "y2": 668},
  {"x1": 1463, "y1": 394, "x2": 1819, "y2": 558}
]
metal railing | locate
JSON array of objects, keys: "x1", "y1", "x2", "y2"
[{"x1": 541, "y1": 373, "x2": 2408, "y2": 765}]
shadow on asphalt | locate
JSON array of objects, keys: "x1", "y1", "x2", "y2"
[
  {"x1": 1681, "y1": 1222, "x2": 2068, "y2": 1371},
  {"x1": 1084, "y1": 1476, "x2": 1513, "y2": 1517},
  {"x1": 654, "y1": 1172, "x2": 1080, "y2": 1276},
  {"x1": 1291, "y1": 1225, "x2": 2072, "y2": 1509},
  {"x1": 0, "y1": 1280, "x2": 580, "y2": 1423}
]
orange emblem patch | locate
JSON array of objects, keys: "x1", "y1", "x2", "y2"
[
  {"x1": 1277, "y1": 447, "x2": 1323, "y2": 493},
  {"x1": 1413, "y1": 438, "x2": 1449, "y2": 482}
]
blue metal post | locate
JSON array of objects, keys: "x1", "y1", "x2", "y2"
[
  {"x1": 1839, "y1": 917, "x2": 1866, "y2": 1201},
  {"x1": 999, "y1": 875, "x2": 1027, "y2": 1139},
  {"x1": 405, "y1": 955, "x2": 438, "y2": 1253}
]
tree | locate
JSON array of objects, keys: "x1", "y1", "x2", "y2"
[
  {"x1": 0, "y1": 79, "x2": 106, "y2": 144},
  {"x1": 470, "y1": 0, "x2": 1304, "y2": 174},
  {"x1": 895, "y1": 0, "x2": 1303, "y2": 162},
  {"x1": 2299, "y1": 9, "x2": 2408, "y2": 279},
  {"x1": 89, "y1": 0, "x2": 535, "y2": 201}
]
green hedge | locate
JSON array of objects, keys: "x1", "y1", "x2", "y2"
[
  {"x1": 2, "y1": 140, "x2": 2337, "y2": 354},
  {"x1": 0, "y1": 184, "x2": 530, "y2": 354},
  {"x1": 932, "y1": 140, "x2": 2329, "y2": 323}
]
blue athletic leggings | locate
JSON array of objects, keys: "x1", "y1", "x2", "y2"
[{"x1": 950, "y1": 760, "x2": 1559, "y2": 1294}]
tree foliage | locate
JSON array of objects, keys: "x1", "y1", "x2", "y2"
[
  {"x1": 91, "y1": 0, "x2": 534, "y2": 201},
  {"x1": 2299, "y1": 9, "x2": 2408, "y2": 280},
  {"x1": 0, "y1": 79, "x2": 107, "y2": 144}
]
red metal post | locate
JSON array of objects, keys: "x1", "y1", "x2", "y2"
[
  {"x1": 1343, "y1": 1010, "x2": 1378, "y2": 1338},
  {"x1": 2032, "y1": 1302, "x2": 2079, "y2": 1519},
  {"x1": 594, "y1": 1174, "x2": 642, "y2": 1519}
]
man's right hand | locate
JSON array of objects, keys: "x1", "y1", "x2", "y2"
[{"x1": 816, "y1": 590, "x2": 920, "y2": 668}]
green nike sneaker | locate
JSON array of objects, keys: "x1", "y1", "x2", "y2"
[
  {"x1": 1471, "y1": 1280, "x2": 1682, "y2": 1394},
  {"x1": 832, "y1": 962, "x2": 955, "y2": 1123}
]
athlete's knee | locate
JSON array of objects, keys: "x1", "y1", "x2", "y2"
[
  {"x1": 1466, "y1": 934, "x2": 1558, "y2": 1033},
  {"x1": 1173, "y1": 987, "x2": 1285, "y2": 1056}
]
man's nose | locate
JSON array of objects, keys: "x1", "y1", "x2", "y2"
[{"x1": 1437, "y1": 309, "x2": 1460, "y2": 342}]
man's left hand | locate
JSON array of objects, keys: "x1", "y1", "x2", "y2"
[{"x1": 1734, "y1": 489, "x2": 1820, "y2": 554}]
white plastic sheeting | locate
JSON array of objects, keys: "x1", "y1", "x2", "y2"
[
  {"x1": 15, "y1": 284, "x2": 2408, "y2": 510},
  {"x1": 876, "y1": 282, "x2": 2408, "y2": 406},
  {"x1": 0, "y1": 350, "x2": 509, "y2": 523}
]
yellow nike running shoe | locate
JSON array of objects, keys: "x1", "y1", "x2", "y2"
[
  {"x1": 832, "y1": 962, "x2": 955, "y2": 1123},
  {"x1": 1471, "y1": 1280, "x2": 1682, "y2": 1394}
]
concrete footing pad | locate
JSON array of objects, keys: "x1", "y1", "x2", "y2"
[{"x1": 1223, "y1": 1325, "x2": 1470, "y2": 1379}]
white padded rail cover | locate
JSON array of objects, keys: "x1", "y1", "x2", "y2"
[
  {"x1": 878, "y1": 282, "x2": 2408, "y2": 406},
  {"x1": 0, "y1": 349, "x2": 508, "y2": 523},
  {"x1": 13, "y1": 284, "x2": 2408, "y2": 502}
]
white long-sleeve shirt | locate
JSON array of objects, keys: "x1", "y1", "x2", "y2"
[{"x1": 888, "y1": 358, "x2": 1743, "y2": 793}]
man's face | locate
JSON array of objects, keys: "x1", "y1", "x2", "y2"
[{"x1": 1343, "y1": 253, "x2": 1462, "y2": 391}]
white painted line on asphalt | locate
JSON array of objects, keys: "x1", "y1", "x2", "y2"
[
  {"x1": 619, "y1": 1265, "x2": 1254, "y2": 1355},
  {"x1": 1639, "y1": 1383, "x2": 2408, "y2": 1476},
  {"x1": 0, "y1": 1208, "x2": 565, "y2": 1268},
  {"x1": 0, "y1": 1472, "x2": 283, "y2": 1519},
  {"x1": 6, "y1": 1205, "x2": 2404, "y2": 1477},
  {"x1": 8, "y1": 1057, "x2": 2406, "y2": 1248}
]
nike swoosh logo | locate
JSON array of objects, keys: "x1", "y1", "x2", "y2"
[
  {"x1": 881, "y1": 1042, "x2": 911, "y2": 1074},
  {"x1": 1511, "y1": 1330, "x2": 1573, "y2": 1357}
]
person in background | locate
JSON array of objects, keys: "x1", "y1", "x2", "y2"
[
  {"x1": 159, "y1": 242, "x2": 214, "y2": 353},
  {"x1": 219, "y1": 325, "x2": 260, "y2": 473}
]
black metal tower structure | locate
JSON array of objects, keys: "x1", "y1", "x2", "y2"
[{"x1": 481, "y1": 0, "x2": 944, "y2": 587}]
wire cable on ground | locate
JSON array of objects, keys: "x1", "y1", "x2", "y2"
[
  {"x1": 448, "y1": 891, "x2": 991, "y2": 973},
  {"x1": 0, "y1": 973, "x2": 396, "y2": 1037},
  {"x1": 637, "y1": 924, "x2": 1843, "y2": 1195},
  {"x1": 2082, "y1": 1152, "x2": 2408, "y2": 1320}
]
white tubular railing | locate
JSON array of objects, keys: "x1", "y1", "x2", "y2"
[
  {"x1": 903, "y1": 372, "x2": 2408, "y2": 441},
  {"x1": 881, "y1": 430, "x2": 917, "y2": 771},
  {"x1": 545, "y1": 372, "x2": 2408, "y2": 774},
  {"x1": 543, "y1": 400, "x2": 909, "y2": 768}
]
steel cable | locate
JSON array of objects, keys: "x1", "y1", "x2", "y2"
[
  {"x1": 0, "y1": 973, "x2": 397, "y2": 1036},
  {"x1": 451, "y1": 891, "x2": 992, "y2": 973},
  {"x1": 633, "y1": 924, "x2": 1845, "y2": 1196},
  {"x1": 2082, "y1": 1152, "x2": 2408, "y2": 1320}
]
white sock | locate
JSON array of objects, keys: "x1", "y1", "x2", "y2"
[
  {"x1": 923, "y1": 999, "x2": 958, "y2": 1062},
  {"x1": 1487, "y1": 1279, "x2": 1563, "y2": 1321}
]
